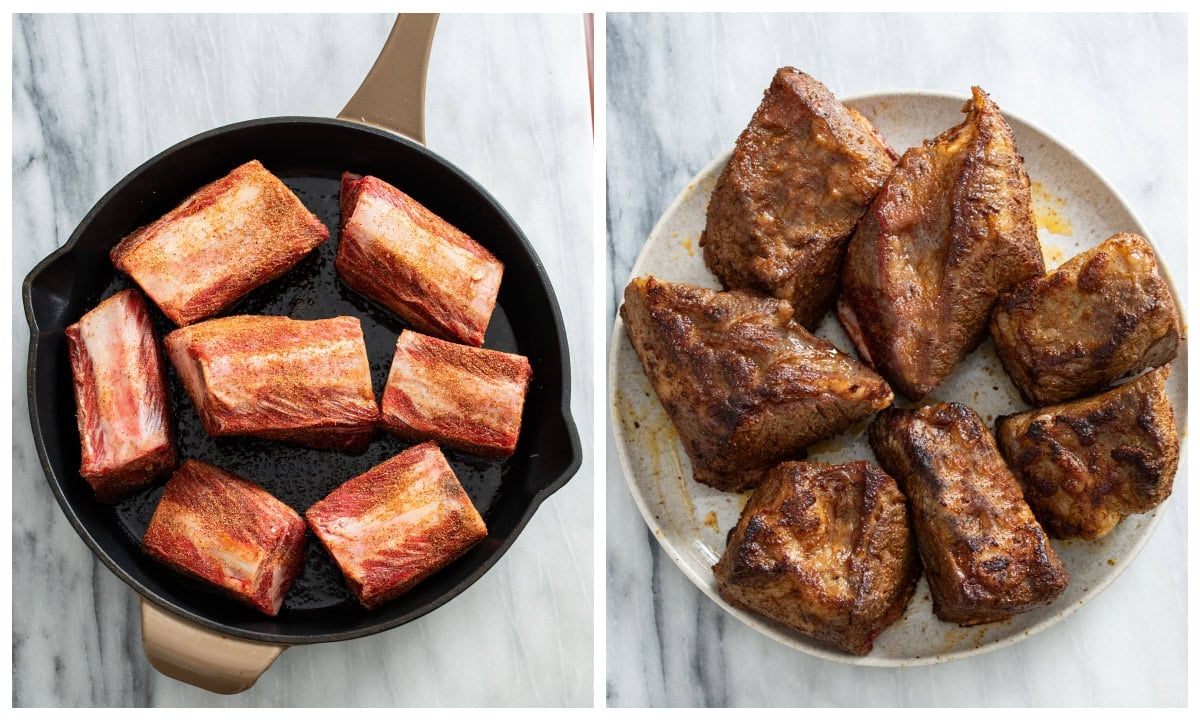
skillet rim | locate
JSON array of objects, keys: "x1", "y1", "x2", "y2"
[{"x1": 22, "y1": 115, "x2": 583, "y2": 645}]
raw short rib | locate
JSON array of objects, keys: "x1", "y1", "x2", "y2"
[
  {"x1": 620, "y1": 276, "x2": 894, "y2": 491},
  {"x1": 990, "y1": 233, "x2": 1181, "y2": 405},
  {"x1": 142, "y1": 460, "x2": 307, "y2": 616},
  {"x1": 164, "y1": 315, "x2": 379, "y2": 452},
  {"x1": 111, "y1": 160, "x2": 329, "y2": 326},
  {"x1": 381, "y1": 330, "x2": 532, "y2": 457},
  {"x1": 713, "y1": 461, "x2": 919, "y2": 655},
  {"x1": 66, "y1": 288, "x2": 177, "y2": 502},
  {"x1": 306, "y1": 442, "x2": 488, "y2": 609}
]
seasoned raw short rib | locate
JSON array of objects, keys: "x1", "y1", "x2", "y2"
[
  {"x1": 869, "y1": 403, "x2": 1068, "y2": 626},
  {"x1": 381, "y1": 330, "x2": 532, "y2": 458},
  {"x1": 142, "y1": 460, "x2": 307, "y2": 616},
  {"x1": 164, "y1": 315, "x2": 379, "y2": 452},
  {"x1": 620, "y1": 276, "x2": 894, "y2": 492},
  {"x1": 702, "y1": 67, "x2": 897, "y2": 329},
  {"x1": 838, "y1": 87, "x2": 1044, "y2": 400},
  {"x1": 996, "y1": 365, "x2": 1178, "y2": 540},
  {"x1": 306, "y1": 442, "x2": 488, "y2": 609},
  {"x1": 990, "y1": 232, "x2": 1181, "y2": 406},
  {"x1": 713, "y1": 461, "x2": 920, "y2": 655},
  {"x1": 336, "y1": 173, "x2": 503, "y2": 347},
  {"x1": 66, "y1": 289, "x2": 177, "y2": 502},
  {"x1": 110, "y1": 160, "x2": 329, "y2": 327}
]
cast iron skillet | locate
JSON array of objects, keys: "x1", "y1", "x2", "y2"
[{"x1": 22, "y1": 15, "x2": 581, "y2": 692}]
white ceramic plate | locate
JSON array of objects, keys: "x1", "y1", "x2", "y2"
[{"x1": 609, "y1": 91, "x2": 1188, "y2": 667}]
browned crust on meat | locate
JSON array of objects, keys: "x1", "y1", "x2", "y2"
[
  {"x1": 713, "y1": 461, "x2": 920, "y2": 655},
  {"x1": 990, "y1": 232, "x2": 1181, "y2": 405},
  {"x1": 838, "y1": 87, "x2": 1043, "y2": 400},
  {"x1": 995, "y1": 365, "x2": 1178, "y2": 540},
  {"x1": 869, "y1": 403, "x2": 1068, "y2": 626},
  {"x1": 621, "y1": 276, "x2": 894, "y2": 491},
  {"x1": 701, "y1": 68, "x2": 897, "y2": 330},
  {"x1": 305, "y1": 443, "x2": 487, "y2": 609}
]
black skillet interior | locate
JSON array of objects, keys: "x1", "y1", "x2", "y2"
[{"x1": 23, "y1": 117, "x2": 581, "y2": 644}]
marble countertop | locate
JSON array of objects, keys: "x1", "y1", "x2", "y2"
[
  {"x1": 12, "y1": 14, "x2": 593, "y2": 707},
  {"x1": 606, "y1": 13, "x2": 1186, "y2": 707}
]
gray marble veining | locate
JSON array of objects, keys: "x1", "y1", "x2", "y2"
[
  {"x1": 12, "y1": 13, "x2": 593, "y2": 707},
  {"x1": 606, "y1": 13, "x2": 1186, "y2": 707}
]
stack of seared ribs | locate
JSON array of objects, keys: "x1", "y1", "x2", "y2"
[{"x1": 621, "y1": 69, "x2": 1181, "y2": 655}]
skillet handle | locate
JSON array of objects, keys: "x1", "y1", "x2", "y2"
[
  {"x1": 338, "y1": 13, "x2": 438, "y2": 145},
  {"x1": 140, "y1": 599, "x2": 286, "y2": 695}
]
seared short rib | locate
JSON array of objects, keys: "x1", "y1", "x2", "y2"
[
  {"x1": 869, "y1": 403, "x2": 1068, "y2": 625},
  {"x1": 621, "y1": 276, "x2": 893, "y2": 491},
  {"x1": 713, "y1": 461, "x2": 919, "y2": 655},
  {"x1": 702, "y1": 68, "x2": 897, "y2": 329},
  {"x1": 306, "y1": 442, "x2": 488, "y2": 609},
  {"x1": 990, "y1": 232, "x2": 1181, "y2": 405}
]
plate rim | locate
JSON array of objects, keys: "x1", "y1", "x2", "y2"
[{"x1": 608, "y1": 89, "x2": 1188, "y2": 667}]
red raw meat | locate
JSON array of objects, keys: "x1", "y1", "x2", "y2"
[
  {"x1": 141, "y1": 460, "x2": 307, "y2": 616},
  {"x1": 66, "y1": 289, "x2": 177, "y2": 502},
  {"x1": 164, "y1": 315, "x2": 379, "y2": 452},
  {"x1": 336, "y1": 172, "x2": 503, "y2": 346},
  {"x1": 306, "y1": 442, "x2": 488, "y2": 609},
  {"x1": 381, "y1": 330, "x2": 532, "y2": 457},
  {"x1": 110, "y1": 160, "x2": 329, "y2": 326}
]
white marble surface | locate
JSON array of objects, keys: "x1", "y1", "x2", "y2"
[
  {"x1": 12, "y1": 14, "x2": 593, "y2": 707},
  {"x1": 606, "y1": 13, "x2": 1186, "y2": 707}
]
